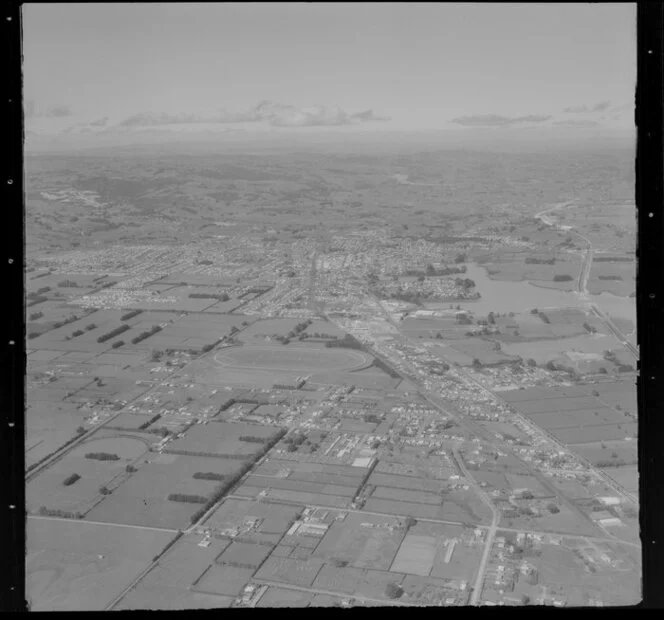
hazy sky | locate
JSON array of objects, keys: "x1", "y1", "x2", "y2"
[{"x1": 23, "y1": 3, "x2": 635, "y2": 148}]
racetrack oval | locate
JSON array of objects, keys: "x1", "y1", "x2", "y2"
[{"x1": 213, "y1": 345, "x2": 372, "y2": 372}]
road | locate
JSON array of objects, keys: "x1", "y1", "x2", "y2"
[
  {"x1": 249, "y1": 578, "x2": 420, "y2": 606},
  {"x1": 451, "y1": 448, "x2": 499, "y2": 605},
  {"x1": 27, "y1": 514, "x2": 179, "y2": 533},
  {"x1": 362, "y1": 293, "x2": 637, "y2": 522},
  {"x1": 590, "y1": 304, "x2": 639, "y2": 359}
]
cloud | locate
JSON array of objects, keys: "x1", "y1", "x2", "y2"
[
  {"x1": 116, "y1": 101, "x2": 391, "y2": 129},
  {"x1": 450, "y1": 114, "x2": 552, "y2": 127},
  {"x1": 44, "y1": 104, "x2": 73, "y2": 118},
  {"x1": 553, "y1": 119, "x2": 602, "y2": 127},
  {"x1": 89, "y1": 116, "x2": 109, "y2": 127},
  {"x1": 563, "y1": 100, "x2": 611, "y2": 114}
]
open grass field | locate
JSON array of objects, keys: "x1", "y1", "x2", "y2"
[
  {"x1": 308, "y1": 369, "x2": 400, "y2": 390},
  {"x1": 446, "y1": 338, "x2": 519, "y2": 366},
  {"x1": 85, "y1": 454, "x2": 245, "y2": 529},
  {"x1": 241, "y1": 475, "x2": 358, "y2": 498},
  {"x1": 217, "y1": 540, "x2": 274, "y2": 568},
  {"x1": 27, "y1": 436, "x2": 151, "y2": 514},
  {"x1": 392, "y1": 522, "x2": 482, "y2": 583},
  {"x1": 368, "y1": 471, "x2": 447, "y2": 494},
  {"x1": 370, "y1": 487, "x2": 442, "y2": 505},
  {"x1": 505, "y1": 539, "x2": 641, "y2": 606},
  {"x1": 527, "y1": 408, "x2": 631, "y2": 430},
  {"x1": 26, "y1": 518, "x2": 176, "y2": 611},
  {"x1": 26, "y1": 401, "x2": 89, "y2": 467},
  {"x1": 254, "y1": 557, "x2": 325, "y2": 588},
  {"x1": 501, "y1": 333, "x2": 618, "y2": 363},
  {"x1": 362, "y1": 496, "x2": 489, "y2": 524},
  {"x1": 390, "y1": 533, "x2": 440, "y2": 576},
  {"x1": 552, "y1": 423, "x2": 637, "y2": 445},
  {"x1": 602, "y1": 464, "x2": 639, "y2": 495},
  {"x1": 115, "y1": 586, "x2": 234, "y2": 610},
  {"x1": 193, "y1": 564, "x2": 257, "y2": 596},
  {"x1": 311, "y1": 513, "x2": 405, "y2": 570},
  {"x1": 313, "y1": 565, "x2": 407, "y2": 599},
  {"x1": 572, "y1": 439, "x2": 637, "y2": 466},
  {"x1": 256, "y1": 587, "x2": 314, "y2": 607},
  {"x1": 203, "y1": 498, "x2": 303, "y2": 539},
  {"x1": 165, "y1": 421, "x2": 280, "y2": 458},
  {"x1": 214, "y1": 345, "x2": 370, "y2": 372},
  {"x1": 234, "y1": 485, "x2": 353, "y2": 508}
]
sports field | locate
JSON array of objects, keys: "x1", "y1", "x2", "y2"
[{"x1": 214, "y1": 345, "x2": 371, "y2": 372}]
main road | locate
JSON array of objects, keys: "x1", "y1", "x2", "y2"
[{"x1": 451, "y1": 448, "x2": 499, "y2": 605}]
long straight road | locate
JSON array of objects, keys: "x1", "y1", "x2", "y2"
[{"x1": 451, "y1": 448, "x2": 499, "y2": 605}]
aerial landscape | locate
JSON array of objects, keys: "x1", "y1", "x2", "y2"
[{"x1": 23, "y1": 3, "x2": 639, "y2": 609}]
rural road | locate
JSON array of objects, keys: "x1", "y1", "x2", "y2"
[
  {"x1": 451, "y1": 448, "x2": 499, "y2": 605},
  {"x1": 249, "y1": 578, "x2": 421, "y2": 606},
  {"x1": 27, "y1": 515, "x2": 179, "y2": 534}
]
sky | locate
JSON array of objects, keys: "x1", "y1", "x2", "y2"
[{"x1": 22, "y1": 3, "x2": 636, "y2": 150}]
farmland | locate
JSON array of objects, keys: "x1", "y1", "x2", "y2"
[
  {"x1": 24, "y1": 134, "x2": 638, "y2": 609},
  {"x1": 26, "y1": 518, "x2": 176, "y2": 611},
  {"x1": 85, "y1": 453, "x2": 248, "y2": 529}
]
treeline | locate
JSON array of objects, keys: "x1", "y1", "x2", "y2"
[
  {"x1": 26, "y1": 427, "x2": 87, "y2": 475},
  {"x1": 58, "y1": 279, "x2": 79, "y2": 287},
  {"x1": 97, "y1": 324, "x2": 130, "y2": 343},
  {"x1": 138, "y1": 413, "x2": 161, "y2": 430},
  {"x1": 525, "y1": 257, "x2": 556, "y2": 265},
  {"x1": 325, "y1": 333, "x2": 364, "y2": 350},
  {"x1": 188, "y1": 292, "x2": 230, "y2": 301},
  {"x1": 63, "y1": 473, "x2": 81, "y2": 486},
  {"x1": 598, "y1": 275, "x2": 622, "y2": 281},
  {"x1": 404, "y1": 264, "x2": 467, "y2": 277},
  {"x1": 371, "y1": 357, "x2": 401, "y2": 379},
  {"x1": 85, "y1": 452, "x2": 120, "y2": 461},
  {"x1": 131, "y1": 325, "x2": 162, "y2": 345},
  {"x1": 192, "y1": 472, "x2": 225, "y2": 481},
  {"x1": 165, "y1": 449, "x2": 247, "y2": 460},
  {"x1": 595, "y1": 256, "x2": 632, "y2": 262},
  {"x1": 121, "y1": 309, "x2": 143, "y2": 321},
  {"x1": 553, "y1": 274, "x2": 574, "y2": 282},
  {"x1": 27, "y1": 295, "x2": 48, "y2": 307},
  {"x1": 53, "y1": 314, "x2": 81, "y2": 329},
  {"x1": 531, "y1": 308, "x2": 551, "y2": 324},
  {"x1": 112, "y1": 340, "x2": 124, "y2": 348},
  {"x1": 188, "y1": 428, "x2": 286, "y2": 525},
  {"x1": 596, "y1": 459, "x2": 637, "y2": 468},
  {"x1": 38, "y1": 507, "x2": 84, "y2": 519},
  {"x1": 454, "y1": 277, "x2": 476, "y2": 289},
  {"x1": 168, "y1": 493, "x2": 208, "y2": 504},
  {"x1": 239, "y1": 436, "x2": 269, "y2": 443},
  {"x1": 29, "y1": 311, "x2": 44, "y2": 321}
]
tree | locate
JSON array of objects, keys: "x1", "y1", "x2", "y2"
[
  {"x1": 526, "y1": 358, "x2": 537, "y2": 367},
  {"x1": 472, "y1": 358, "x2": 482, "y2": 370},
  {"x1": 385, "y1": 582, "x2": 403, "y2": 599}
]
